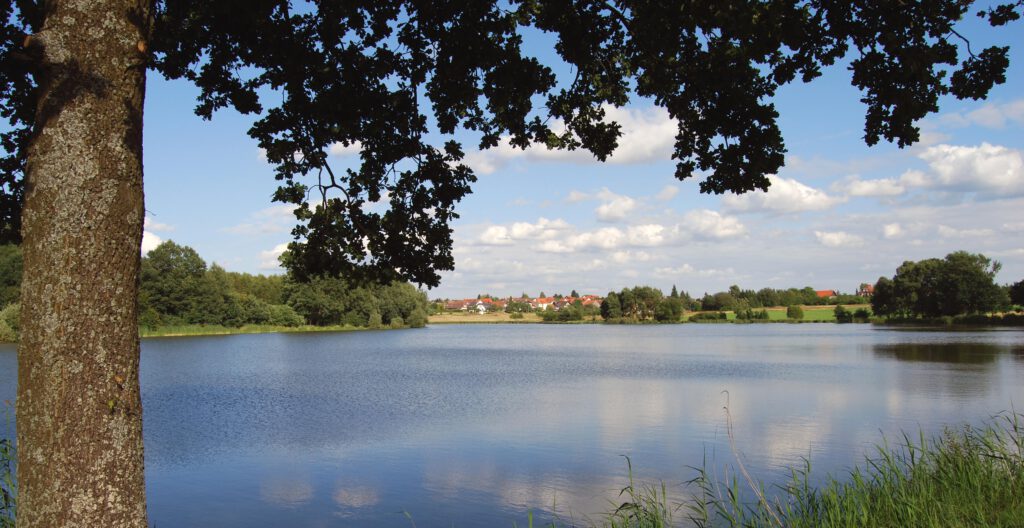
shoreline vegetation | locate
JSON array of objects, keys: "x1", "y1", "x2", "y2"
[
  {"x1": 579, "y1": 411, "x2": 1024, "y2": 528},
  {"x1": 1, "y1": 305, "x2": 1021, "y2": 344}
]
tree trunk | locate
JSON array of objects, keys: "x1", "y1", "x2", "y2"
[{"x1": 17, "y1": 1, "x2": 151, "y2": 526}]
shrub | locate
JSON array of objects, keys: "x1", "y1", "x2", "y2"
[
  {"x1": 389, "y1": 316, "x2": 405, "y2": 329},
  {"x1": 367, "y1": 311, "x2": 383, "y2": 328},
  {"x1": 138, "y1": 306, "x2": 162, "y2": 329},
  {"x1": 407, "y1": 308, "x2": 428, "y2": 328},
  {"x1": 0, "y1": 322, "x2": 14, "y2": 343},
  {"x1": 0, "y1": 303, "x2": 18, "y2": 333},
  {"x1": 834, "y1": 305, "x2": 853, "y2": 323},
  {"x1": 787, "y1": 305, "x2": 804, "y2": 320},
  {"x1": 689, "y1": 311, "x2": 728, "y2": 322},
  {"x1": 853, "y1": 307, "x2": 871, "y2": 322},
  {"x1": 509, "y1": 312, "x2": 524, "y2": 320},
  {"x1": 266, "y1": 304, "x2": 305, "y2": 327}
]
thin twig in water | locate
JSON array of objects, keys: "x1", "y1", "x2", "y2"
[{"x1": 721, "y1": 390, "x2": 785, "y2": 528}]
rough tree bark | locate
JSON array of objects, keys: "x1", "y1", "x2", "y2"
[{"x1": 17, "y1": 1, "x2": 151, "y2": 526}]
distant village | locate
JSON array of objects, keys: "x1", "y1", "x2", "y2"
[
  {"x1": 444, "y1": 294, "x2": 605, "y2": 313},
  {"x1": 440, "y1": 284, "x2": 875, "y2": 314}
]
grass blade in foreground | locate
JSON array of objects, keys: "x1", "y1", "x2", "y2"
[{"x1": 686, "y1": 411, "x2": 1024, "y2": 528}]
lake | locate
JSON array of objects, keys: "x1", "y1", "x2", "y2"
[{"x1": 1, "y1": 324, "x2": 1023, "y2": 526}]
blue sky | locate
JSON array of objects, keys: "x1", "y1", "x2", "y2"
[{"x1": 141, "y1": 14, "x2": 1024, "y2": 299}]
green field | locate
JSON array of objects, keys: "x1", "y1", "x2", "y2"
[{"x1": 687, "y1": 305, "x2": 872, "y2": 323}]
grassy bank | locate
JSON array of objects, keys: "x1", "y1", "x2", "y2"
[
  {"x1": 688, "y1": 305, "x2": 869, "y2": 323},
  {"x1": 141, "y1": 323, "x2": 370, "y2": 338},
  {"x1": 429, "y1": 312, "x2": 546, "y2": 324}
]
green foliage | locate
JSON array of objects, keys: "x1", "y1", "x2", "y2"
[
  {"x1": 601, "y1": 293, "x2": 623, "y2": 320},
  {"x1": 266, "y1": 304, "x2": 305, "y2": 327},
  {"x1": 834, "y1": 305, "x2": 853, "y2": 324},
  {"x1": 1009, "y1": 279, "x2": 1024, "y2": 308},
  {"x1": 0, "y1": 435, "x2": 13, "y2": 528},
  {"x1": 406, "y1": 308, "x2": 428, "y2": 328},
  {"x1": 70, "y1": 1, "x2": 1003, "y2": 287},
  {"x1": 853, "y1": 308, "x2": 871, "y2": 322},
  {"x1": 284, "y1": 276, "x2": 427, "y2": 328},
  {"x1": 873, "y1": 251, "x2": 1008, "y2": 319},
  {"x1": 0, "y1": 303, "x2": 16, "y2": 334},
  {"x1": 0, "y1": 303, "x2": 17, "y2": 342},
  {"x1": 137, "y1": 241, "x2": 424, "y2": 330},
  {"x1": 736, "y1": 308, "x2": 770, "y2": 321},
  {"x1": 687, "y1": 412, "x2": 1024, "y2": 528},
  {"x1": 138, "y1": 307, "x2": 162, "y2": 330},
  {"x1": 509, "y1": 312, "x2": 524, "y2": 320},
  {"x1": 225, "y1": 272, "x2": 286, "y2": 305},
  {"x1": 787, "y1": 305, "x2": 805, "y2": 320},
  {"x1": 0, "y1": 245, "x2": 20, "y2": 307},
  {"x1": 505, "y1": 300, "x2": 532, "y2": 313},
  {"x1": 689, "y1": 312, "x2": 728, "y2": 322},
  {"x1": 538, "y1": 303, "x2": 583, "y2": 322},
  {"x1": 139, "y1": 240, "x2": 212, "y2": 323},
  {"x1": 367, "y1": 311, "x2": 383, "y2": 329},
  {"x1": 654, "y1": 297, "x2": 685, "y2": 322}
]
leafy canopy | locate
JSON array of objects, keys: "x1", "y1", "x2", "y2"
[{"x1": 1, "y1": 1, "x2": 1020, "y2": 286}]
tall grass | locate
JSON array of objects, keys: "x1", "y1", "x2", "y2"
[
  {"x1": 687, "y1": 411, "x2": 1024, "y2": 527},
  {"x1": 0, "y1": 436, "x2": 13, "y2": 528},
  {"x1": 517, "y1": 411, "x2": 1023, "y2": 528}
]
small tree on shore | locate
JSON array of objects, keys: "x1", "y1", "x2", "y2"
[{"x1": 787, "y1": 305, "x2": 804, "y2": 320}]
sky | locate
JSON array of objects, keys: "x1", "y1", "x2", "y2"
[{"x1": 140, "y1": 13, "x2": 1024, "y2": 300}]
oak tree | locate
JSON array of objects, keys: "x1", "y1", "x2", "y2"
[{"x1": 0, "y1": 0, "x2": 1020, "y2": 526}]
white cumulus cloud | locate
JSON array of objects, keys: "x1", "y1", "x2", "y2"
[
  {"x1": 936, "y1": 225, "x2": 995, "y2": 238},
  {"x1": 465, "y1": 104, "x2": 677, "y2": 174},
  {"x1": 479, "y1": 218, "x2": 571, "y2": 245},
  {"x1": 883, "y1": 223, "x2": 904, "y2": 239},
  {"x1": 680, "y1": 210, "x2": 747, "y2": 239},
  {"x1": 259, "y1": 243, "x2": 289, "y2": 270},
  {"x1": 655, "y1": 185, "x2": 679, "y2": 201},
  {"x1": 814, "y1": 230, "x2": 864, "y2": 248},
  {"x1": 143, "y1": 216, "x2": 174, "y2": 232},
  {"x1": 328, "y1": 141, "x2": 362, "y2": 157},
  {"x1": 224, "y1": 204, "x2": 300, "y2": 235},
  {"x1": 595, "y1": 188, "x2": 637, "y2": 222},
  {"x1": 723, "y1": 175, "x2": 841, "y2": 214},
  {"x1": 912, "y1": 143, "x2": 1024, "y2": 195},
  {"x1": 833, "y1": 176, "x2": 905, "y2": 197},
  {"x1": 141, "y1": 231, "x2": 162, "y2": 255}
]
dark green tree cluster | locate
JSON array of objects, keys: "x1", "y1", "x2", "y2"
[
  {"x1": 285, "y1": 277, "x2": 428, "y2": 328},
  {"x1": 138, "y1": 241, "x2": 304, "y2": 328},
  {"x1": 834, "y1": 305, "x2": 872, "y2": 323},
  {"x1": 138, "y1": 240, "x2": 429, "y2": 329},
  {"x1": 871, "y1": 251, "x2": 1008, "y2": 318},
  {"x1": 735, "y1": 307, "x2": 770, "y2": 321},
  {"x1": 504, "y1": 300, "x2": 533, "y2": 314},
  {"x1": 699, "y1": 285, "x2": 862, "y2": 310},
  {"x1": 600, "y1": 286, "x2": 684, "y2": 322},
  {"x1": 1009, "y1": 280, "x2": 1024, "y2": 309},
  {"x1": 0, "y1": 244, "x2": 20, "y2": 307}
]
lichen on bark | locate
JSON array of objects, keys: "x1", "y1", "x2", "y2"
[{"x1": 16, "y1": 1, "x2": 152, "y2": 527}]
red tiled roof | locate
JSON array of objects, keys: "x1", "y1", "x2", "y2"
[{"x1": 815, "y1": 290, "x2": 837, "y2": 298}]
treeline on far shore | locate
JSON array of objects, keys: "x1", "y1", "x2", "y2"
[
  {"x1": 0, "y1": 241, "x2": 429, "y2": 341},
  {"x1": 440, "y1": 250, "x2": 1024, "y2": 326}
]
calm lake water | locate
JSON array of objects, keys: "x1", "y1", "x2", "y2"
[{"x1": 1, "y1": 324, "x2": 1023, "y2": 526}]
